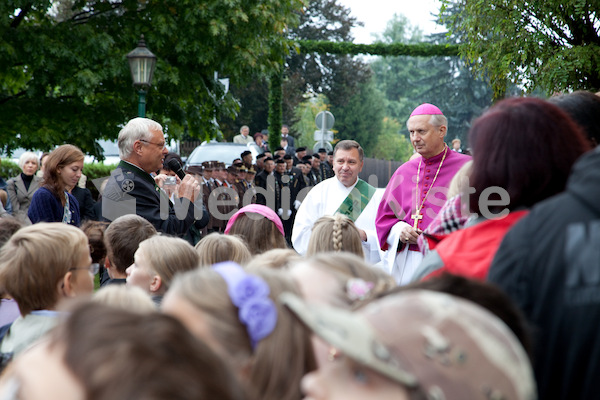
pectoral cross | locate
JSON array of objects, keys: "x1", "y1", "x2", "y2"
[{"x1": 411, "y1": 212, "x2": 423, "y2": 229}]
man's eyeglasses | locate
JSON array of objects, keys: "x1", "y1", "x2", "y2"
[
  {"x1": 140, "y1": 139, "x2": 167, "y2": 149},
  {"x1": 69, "y1": 263, "x2": 100, "y2": 275}
]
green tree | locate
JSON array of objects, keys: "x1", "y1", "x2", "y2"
[
  {"x1": 0, "y1": 0, "x2": 303, "y2": 157},
  {"x1": 371, "y1": 117, "x2": 413, "y2": 161},
  {"x1": 331, "y1": 78, "x2": 384, "y2": 157},
  {"x1": 370, "y1": 14, "x2": 426, "y2": 123},
  {"x1": 442, "y1": 0, "x2": 600, "y2": 98},
  {"x1": 284, "y1": 0, "x2": 371, "y2": 124},
  {"x1": 370, "y1": 11, "x2": 493, "y2": 146},
  {"x1": 292, "y1": 93, "x2": 329, "y2": 149}
]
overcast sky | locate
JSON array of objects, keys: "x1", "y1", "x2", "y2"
[{"x1": 337, "y1": 0, "x2": 444, "y2": 43}]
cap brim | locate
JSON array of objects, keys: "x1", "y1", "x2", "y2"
[{"x1": 280, "y1": 293, "x2": 418, "y2": 388}]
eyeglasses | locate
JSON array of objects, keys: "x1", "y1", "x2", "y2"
[
  {"x1": 69, "y1": 263, "x2": 100, "y2": 275},
  {"x1": 140, "y1": 139, "x2": 167, "y2": 149}
]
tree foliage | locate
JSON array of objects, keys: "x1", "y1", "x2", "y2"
[
  {"x1": 331, "y1": 78, "x2": 384, "y2": 157},
  {"x1": 219, "y1": 0, "x2": 370, "y2": 140},
  {"x1": 371, "y1": 117, "x2": 413, "y2": 162},
  {"x1": 442, "y1": 0, "x2": 600, "y2": 98},
  {"x1": 370, "y1": 15, "x2": 428, "y2": 124},
  {"x1": 370, "y1": 13, "x2": 493, "y2": 147},
  {"x1": 284, "y1": 0, "x2": 371, "y2": 122},
  {"x1": 292, "y1": 93, "x2": 329, "y2": 148},
  {"x1": 298, "y1": 40, "x2": 459, "y2": 57},
  {"x1": 0, "y1": 0, "x2": 303, "y2": 157}
]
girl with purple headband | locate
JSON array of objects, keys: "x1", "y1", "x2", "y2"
[{"x1": 162, "y1": 262, "x2": 316, "y2": 400}]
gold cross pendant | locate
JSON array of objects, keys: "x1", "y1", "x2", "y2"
[{"x1": 411, "y1": 212, "x2": 423, "y2": 229}]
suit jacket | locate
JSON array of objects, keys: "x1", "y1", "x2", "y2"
[
  {"x1": 286, "y1": 167, "x2": 306, "y2": 203},
  {"x1": 101, "y1": 161, "x2": 208, "y2": 237},
  {"x1": 281, "y1": 135, "x2": 295, "y2": 148},
  {"x1": 319, "y1": 162, "x2": 334, "y2": 180},
  {"x1": 7, "y1": 174, "x2": 41, "y2": 223},
  {"x1": 233, "y1": 134, "x2": 254, "y2": 145},
  {"x1": 254, "y1": 171, "x2": 275, "y2": 206},
  {"x1": 71, "y1": 186, "x2": 97, "y2": 221}
]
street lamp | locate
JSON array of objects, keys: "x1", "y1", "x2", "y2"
[{"x1": 127, "y1": 35, "x2": 157, "y2": 117}]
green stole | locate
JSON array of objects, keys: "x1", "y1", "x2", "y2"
[{"x1": 335, "y1": 179, "x2": 376, "y2": 222}]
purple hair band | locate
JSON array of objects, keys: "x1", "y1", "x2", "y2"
[{"x1": 212, "y1": 262, "x2": 278, "y2": 349}]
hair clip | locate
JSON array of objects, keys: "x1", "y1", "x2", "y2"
[
  {"x1": 213, "y1": 262, "x2": 278, "y2": 350},
  {"x1": 346, "y1": 278, "x2": 375, "y2": 301}
]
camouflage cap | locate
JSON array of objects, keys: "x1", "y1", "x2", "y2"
[{"x1": 281, "y1": 290, "x2": 536, "y2": 400}]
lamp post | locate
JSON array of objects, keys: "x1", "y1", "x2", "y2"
[{"x1": 127, "y1": 35, "x2": 157, "y2": 118}]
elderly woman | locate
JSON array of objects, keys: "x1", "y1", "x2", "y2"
[
  {"x1": 6, "y1": 152, "x2": 41, "y2": 224},
  {"x1": 413, "y1": 97, "x2": 591, "y2": 281},
  {"x1": 27, "y1": 145, "x2": 83, "y2": 226}
]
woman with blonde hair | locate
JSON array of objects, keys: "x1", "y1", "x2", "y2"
[
  {"x1": 126, "y1": 235, "x2": 199, "y2": 306},
  {"x1": 28, "y1": 145, "x2": 84, "y2": 226},
  {"x1": 306, "y1": 214, "x2": 364, "y2": 258},
  {"x1": 195, "y1": 232, "x2": 251, "y2": 266},
  {"x1": 6, "y1": 152, "x2": 41, "y2": 224},
  {"x1": 162, "y1": 263, "x2": 316, "y2": 400}
]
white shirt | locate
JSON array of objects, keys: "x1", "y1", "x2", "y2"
[{"x1": 292, "y1": 177, "x2": 384, "y2": 264}]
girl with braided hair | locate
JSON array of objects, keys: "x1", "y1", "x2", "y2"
[{"x1": 306, "y1": 214, "x2": 364, "y2": 258}]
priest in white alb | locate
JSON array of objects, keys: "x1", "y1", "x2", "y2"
[
  {"x1": 292, "y1": 140, "x2": 384, "y2": 264},
  {"x1": 375, "y1": 103, "x2": 471, "y2": 284}
]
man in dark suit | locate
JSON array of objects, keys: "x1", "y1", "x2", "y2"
[
  {"x1": 318, "y1": 148, "x2": 334, "y2": 180},
  {"x1": 101, "y1": 117, "x2": 208, "y2": 237},
  {"x1": 254, "y1": 157, "x2": 275, "y2": 206},
  {"x1": 281, "y1": 124, "x2": 295, "y2": 148}
]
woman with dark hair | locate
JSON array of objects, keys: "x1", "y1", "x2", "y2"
[
  {"x1": 549, "y1": 90, "x2": 600, "y2": 147},
  {"x1": 27, "y1": 145, "x2": 84, "y2": 226},
  {"x1": 413, "y1": 97, "x2": 591, "y2": 281}
]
